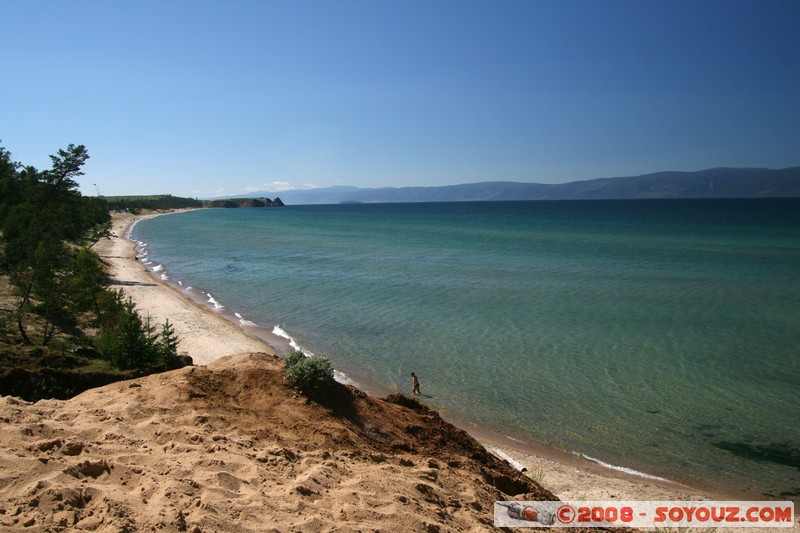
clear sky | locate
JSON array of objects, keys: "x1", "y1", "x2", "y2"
[{"x1": 2, "y1": 0, "x2": 799, "y2": 197}]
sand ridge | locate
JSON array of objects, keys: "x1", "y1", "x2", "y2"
[{"x1": 0, "y1": 352, "x2": 567, "y2": 532}]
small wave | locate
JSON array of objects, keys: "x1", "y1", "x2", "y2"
[
  {"x1": 207, "y1": 294, "x2": 224, "y2": 310},
  {"x1": 126, "y1": 218, "x2": 141, "y2": 235},
  {"x1": 273, "y1": 325, "x2": 304, "y2": 352},
  {"x1": 178, "y1": 281, "x2": 183, "y2": 286},
  {"x1": 576, "y1": 453, "x2": 668, "y2": 482},
  {"x1": 333, "y1": 369, "x2": 357, "y2": 387},
  {"x1": 234, "y1": 313, "x2": 258, "y2": 327},
  {"x1": 152, "y1": 264, "x2": 164, "y2": 272}
]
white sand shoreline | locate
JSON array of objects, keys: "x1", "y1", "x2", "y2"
[
  {"x1": 95, "y1": 210, "x2": 277, "y2": 365},
  {"x1": 96, "y1": 210, "x2": 756, "y2": 508}
]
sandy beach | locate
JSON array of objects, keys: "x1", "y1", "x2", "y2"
[
  {"x1": 99, "y1": 211, "x2": 276, "y2": 365},
  {"x1": 1, "y1": 210, "x2": 795, "y2": 532}
]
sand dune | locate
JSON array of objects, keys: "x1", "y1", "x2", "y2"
[{"x1": 0, "y1": 352, "x2": 564, "y2": 532}]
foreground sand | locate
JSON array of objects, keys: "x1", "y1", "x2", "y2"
[
  {"x1": 1, "y1": 211, "x2": 791, "y2": 531},
  {"x1": 1, "y1": 352, "x2": 566, "y2": 532}
]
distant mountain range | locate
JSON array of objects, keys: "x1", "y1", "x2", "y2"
[{"x1": 239, "y1": 167, "x2": 800, "y2": 205}]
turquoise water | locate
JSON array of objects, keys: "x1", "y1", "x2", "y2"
[{"x1": 132, "y1": 199, "x2": 800, "y2": 499}]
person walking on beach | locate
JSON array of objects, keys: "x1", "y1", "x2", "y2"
[{"x1": 411, "y1": 372, "x2": 421, "y2": 395}]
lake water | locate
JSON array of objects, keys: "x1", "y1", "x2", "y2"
[{"x1": 132, "y1": 199, "x2": 800, "y2": 499}]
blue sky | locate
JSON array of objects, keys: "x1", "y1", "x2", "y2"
[{"x1": 2, "y1": 0, "x2": 799, "y2": 197}]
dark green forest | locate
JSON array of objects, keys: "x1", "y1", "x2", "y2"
[
  {"x1": 0, "y1": 143, "x2": 190, "y2": 401},
  {"x1": 103, "y1": 194, "x2": 203, "y2": 213}
]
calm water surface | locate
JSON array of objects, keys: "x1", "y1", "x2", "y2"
[{"x1": 132, "y1": 199, "x2": 800, "y2": 499}]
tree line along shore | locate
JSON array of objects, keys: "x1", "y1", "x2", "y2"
[
  {"x1": 102, "y1": 194, "x2": 284, "y2": 212},
  {"x1": 0, "y1": 144, "x2": 285, "y2": 400},
  {"x1": 0, "y1": 144, "x2": 196, "y2": 400}
]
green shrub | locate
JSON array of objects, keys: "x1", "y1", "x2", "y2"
[
  {"x1": 95, "y1": 296, "x2": 184, "y2": 370},
  {"x1": 284, "y1": 353, "x2": 335, "y2": 394},
  {"x1": 283, "y1": 349, "x2": 306, "y2": 369},
  {"x1": 95, "y1": 298, "x2": 157, "y2": 370}
]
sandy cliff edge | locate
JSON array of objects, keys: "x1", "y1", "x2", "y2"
[{"x1": 1, "y1": 351, "x2": 570, "y2": 532}]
